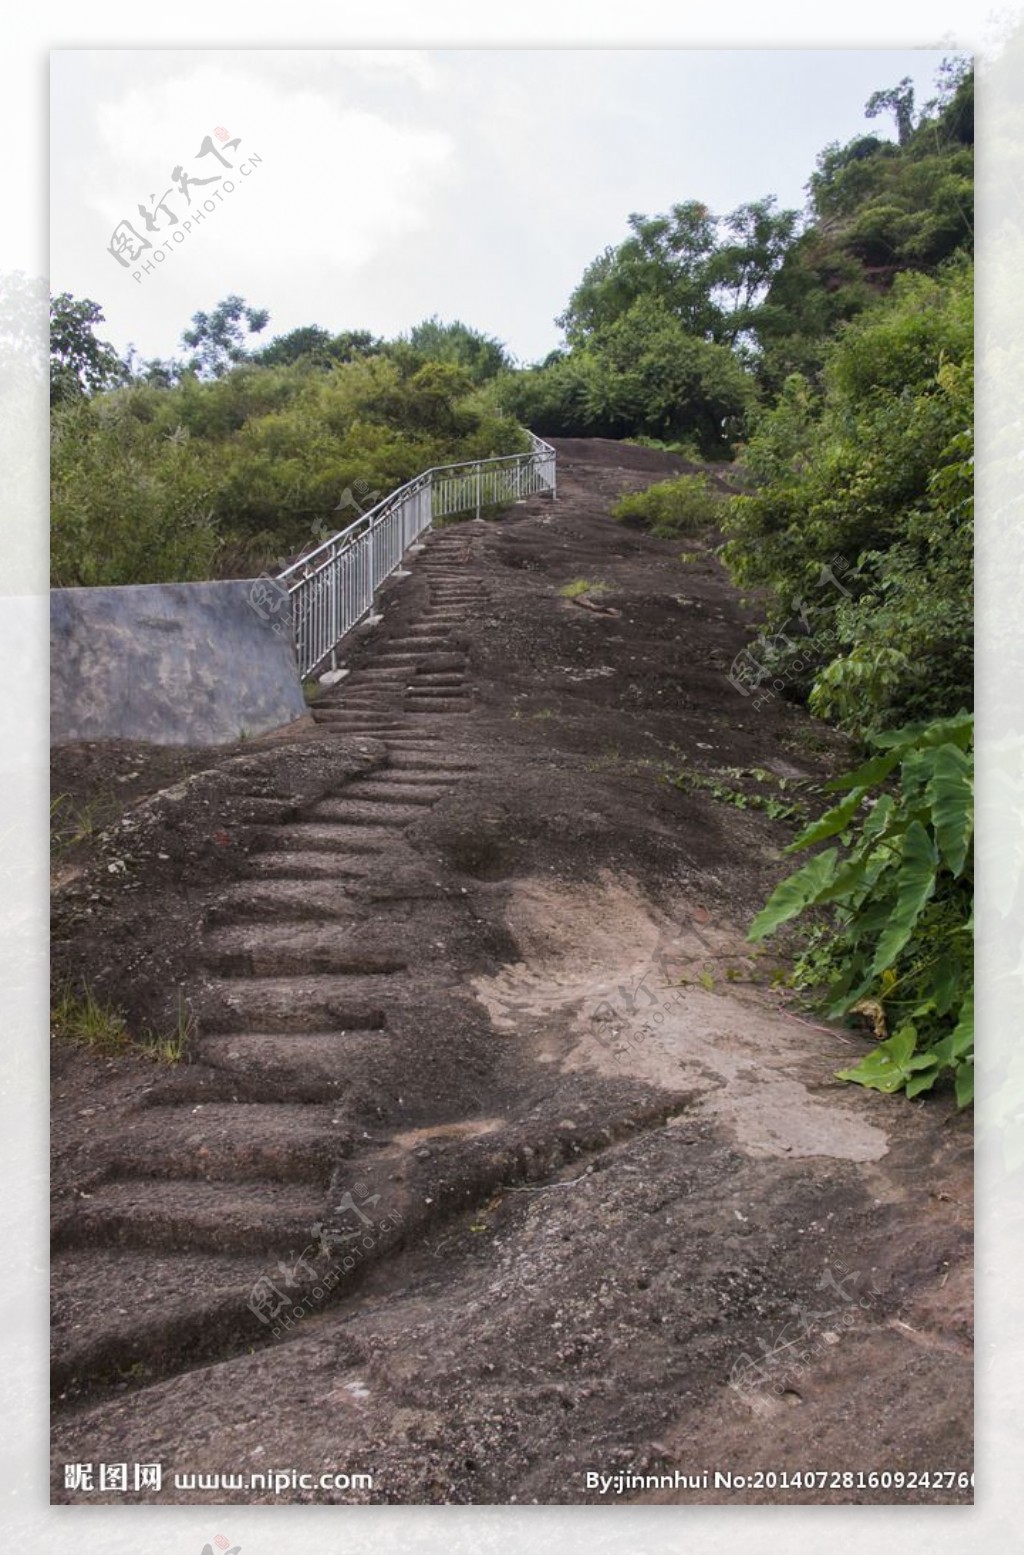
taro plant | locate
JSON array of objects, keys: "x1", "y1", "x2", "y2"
[{"x1": 748, "y1": 711, "x2": 973, "y2": 1105}]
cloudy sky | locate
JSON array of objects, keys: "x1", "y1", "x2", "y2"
[{"x1": 50, "y1": 47, "x2": 952, "y2": 367}]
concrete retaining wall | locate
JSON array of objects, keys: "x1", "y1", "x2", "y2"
[{"x1": 51, "y1": 579, "x2": 309, "y2": 747}]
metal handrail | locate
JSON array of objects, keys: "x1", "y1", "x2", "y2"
[{"x1": 279, "y1": 431, "x2": 556, "y2": 679}]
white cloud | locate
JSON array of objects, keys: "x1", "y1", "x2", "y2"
[
  {"x1": 49, "y1": 53, "x2": 457, "y2": 354},
  {"x1": 89, "y1": 61, "x2": 454, "y2": 266}
]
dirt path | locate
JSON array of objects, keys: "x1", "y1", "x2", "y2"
[{"x1": 50, "y1": 440, "x2": 972, "y2": 1505}]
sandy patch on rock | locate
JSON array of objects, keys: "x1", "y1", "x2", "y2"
[{"x1": 472, "y1": 871, "x2": 889, "y2": 1163}]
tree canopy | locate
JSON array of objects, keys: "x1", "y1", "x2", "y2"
[{"x1": 49, "y1": 293, "x2": 127, "y2": 404}]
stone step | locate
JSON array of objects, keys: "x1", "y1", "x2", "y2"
[
  {"x1": 338, "y1": 687, "x2": 404, "y2": 700},
  {"x1": 328, "y1": 700, "x2": 407, "y2": 712},
  {"x1": 364, "y1": 735, "x2": 447, "y2": 747},
  {"x1": 404, "y1": 686, "x2": 470, "y2": 700},
  {"x1": 403, "y1": 698, "x2": 474, "y2": 714},
  {"x1": 312, "y1": 709, "x2": 405, "y2": 726},
  {"x1": 51, "y1": 1246, "x2": 285, "y2": 1399},
  {"x1": 346, "y1": 665, "x2": 411, "y2": 676},
  {"x1": 197, "y1": 973, "x2": 397, "y2": 1033},
  {"x1": 367, "y1": 654, "x2": 435, "y2": 668},
  {"x1": 385, "y1": 637, "x2": 456, "y2": 651},
  {"x1": 386, "y1": 752, "x2": 476, "y2": 772},
  {"x1": 372, "y1": 770, "x2": 462, "y2": 788},
  {"x1": 379, "y1": 731, "x2": 447, "y2": 741},
  {"x1": 267, "y1": 822, "x2": 397, "y2": 851},
  {"x1": 314, "y1": 720, "x2": 422, "y2": 736},
  {"x1": 198, "y1": 1029, "x2": 385, "y2": 1097},
  {"x1": 205, "y1": 880, "x2": 360, "y2": 923},
  {"x1": 342, "y1": 780, "x2": 454, "y2": 806},
  {"x1": 101, "y1": 1103, "x2": 346, "y2": 1183},
  {"x1": 382, "y1": 720, "x2": 452, "y2": 732},
  {"x1": 405, "y1": 654, "x2": 468, "y2": 674},
  {"x1": 200, "y1": 922, "x2": 409, "y2": 979},
  {"x1": 334, "y1": 697, "x2": 404, "y2": 708},
  {"x1": 305, "y1": 799, "x2": 426, "y2": 827},
  {"x1": 249, "y1": 851, "x2": 376, "y2": 880},
  {"x1": 52, "y1": 1179, "x2": 328, "y2": 1255}
]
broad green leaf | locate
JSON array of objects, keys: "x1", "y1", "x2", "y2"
[
  {"x1": 926, "y1": 743, "x2": 973, "y2": 877},
  {"x1": 836, "y1": 1053, "x2": 907, "y2": 1094},
  {"x1": 887, "y1": 1027, "x2": 918, "y2": 1066},
  {"x1": 955, "y1": 1061, "x2": 974, "y2": 1107},
  {"x1": 899, "y1": 748, "x2": 936, "y2": 801},
  {"x1": 812, "y1": 852, "x2": 871, "y2": 906},
  {"x1": 824, "y1": 751, "x2": 901, "y2": 793},
  {"x1": 906, "y1": 1063, "x2": 941, "y2": 1099},
  {"x1": 836, "y1": 1027, "x2": 918, "y2": 1094},
  {"x1": 930, "y1": 991, "x2": 974, "y2": 1071},
  {"x1": 747, "y1": 848, "x2": 839, "y2": 942},
  {"x1": 870, "y1": 722, "x2": 932, "y2": 751},
  {"x1": 826, "y1": 970, "x2": 873, "y2": 1019},
  {"x1": 860, "y1": 793, "x2": 895, "y2": 847},
  {"x1": 847, "y1": 889, "x2": 901, "y2": 946},
  {"x1": 785, "y1": 786, "x2": 867, "y2": 854},
  {"x1": 929, "y1": 957, "x2": 959, "y2": 1017},
  {"x1": 950, "y1": 984, "x2": 974, "y2": 1058},
  {"x1": 749, "y1": 714, "x2": 973, "y2": 1112},
  {"x1": 869, "y1": 820, "x2": 937, "y2": 976},
  {"x1": 871, "y1": 711, "x2": 973, "y2": 754}
]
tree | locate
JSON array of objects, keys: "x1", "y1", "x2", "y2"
[
  {"x1": 50, "y1": 292, "x2": 127, "y2": 404},
  {"x1": 557, "y1": 197, "x2": 799, "y2": 355},
  {"x1": 866, "y1": 77, "x2": 917, "y2": 147},
  {"x1": 557, "y1": 201, "x2": 721, "y2": 345},
  {"x1": 255, "y1": 324, "x2": 333, "y2": 367},
  {"x1": 706, "y1": 197, "x2": 801, "y2": 347},
  {"x1": 584, "y1": 296, "x2": 754, "y2": 453},
  {"x1": 406, "y1": 317, "x2": 511, "y2": 382},
  {"x1": 807, "y1": 136, "x2": 899, "y2": 223},
  {"x1": 501, "y1": 295, "x2": 754, "y2": 454},
  {"x1": 758, "y1": 62, "x2": 973, "y2": 392},
  {"x1": 120, "y1": 343, "x2": 185, "y2": 389},
  {"x1": 255, "y1": 326, "x2": 382, "y2": 368},
  {"x1": 181, "y1": 294, "x2": 270, "y2": 378}
]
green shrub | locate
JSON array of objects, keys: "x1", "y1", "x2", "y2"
[
  {"x1": 612, "y1": 473, "x2": 722, "y2": 537},
  {"x1": 50, "y1": 356, "x2": 528, "y2": 586},
  {"x1": 50, "y1": 392, "x2": 222, "y2": 587},
  {"x1": 723, "y1": 262, "x2": 973, "y2": 734},
  {"x1": 748, "y1": 711, "x2": 973, "y2": 1105}
]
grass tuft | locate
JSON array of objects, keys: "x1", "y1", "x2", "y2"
[
  {"x1": 559, "y1": 578, "x2": 608, "y2": 600},
  {"x1": 51, "y1": 984, "x2": 195, "y2": 1065}
]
